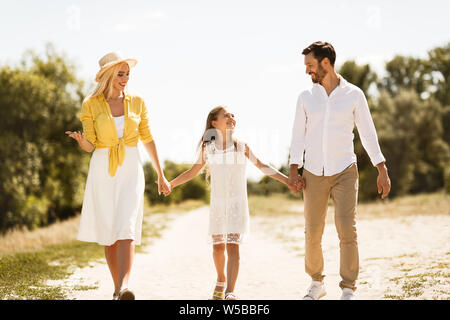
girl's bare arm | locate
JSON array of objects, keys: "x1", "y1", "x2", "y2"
[
  {"x1": 170, "y1": 146, "x2": 206, "y2": 189},
  {"x1": 244, "y1": 143, "x2": 289, "y2": 185}
]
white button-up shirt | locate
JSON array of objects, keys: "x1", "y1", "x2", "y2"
[{"x1": 289, "y1": 75, "x2": 385, "y2": 176}]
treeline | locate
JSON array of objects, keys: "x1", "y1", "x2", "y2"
[
  {"x1": 1, "y1": 43, "x2": 448, "y2": 233},
  {"x1": 0, "y1": 44, "x2": 88, "y2": 233},
  {"x1": 340, "y1": 43, "x2": 450, "y2": 200}
]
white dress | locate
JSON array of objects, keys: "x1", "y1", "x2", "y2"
[
  {"x1": 77, "y1": 115, "x2": 146, "y2": 246},
  {"x1": 205, "y1": 140, "x2": 250, "y2": 245}
]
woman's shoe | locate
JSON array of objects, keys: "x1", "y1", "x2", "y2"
[
  {"x1": 113, "y1": 292, "x2": 119, "y2": 300},
  {"x1": 225, "y1": 292, "x2": 237, "y2": 300},
  {"x1": 211, "y1": 281, "x2": 226, "y2": 300},
  {"x1": 118, "y1": 288, "x2": 135, "y2": 300}
]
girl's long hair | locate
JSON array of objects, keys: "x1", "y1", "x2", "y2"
[
  {"x1": 84, "y1": 62, "x2": 129, "y2": 102},
  {"x1": 197, "y1": 106, "x2": 238, "y2": 181}
]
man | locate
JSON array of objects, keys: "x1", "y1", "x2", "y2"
[{"x1": 288, "y1": 41, "x2": 391, "y2": 300}]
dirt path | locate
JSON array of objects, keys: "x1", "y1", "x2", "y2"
[
  {"x1": 57, "y1": 206, "x2": 449, "y2": 300},
  {"x1": 58, "y1": 206, "x2": 334, "y2": 300}
]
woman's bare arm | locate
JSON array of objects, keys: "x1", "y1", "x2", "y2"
[
  {"x1": 144, "y1": 140, "x2": 171, "y2": 195},
  {"x1": 65, "y1": 131, "x2": 95, "y2": 152}
]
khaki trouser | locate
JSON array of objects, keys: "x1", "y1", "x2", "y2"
[{"x1": 302, "y1": 162, "x2": 359, "y2": 290}]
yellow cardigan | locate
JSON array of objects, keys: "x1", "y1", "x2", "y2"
[{"x1": 80, "y1": 93, "x2": 154, "y2": 177}]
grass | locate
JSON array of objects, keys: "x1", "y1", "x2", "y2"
[
  {"x1": 0, "y1": 215, "x2": 83, "y2": 256},
  {"x1": 356, "y1": 191, "x2": 450, "y2": 219},
  {"x1": 0, "y1": 199, "x2": 205, "y2": 300},
  {"x1": 248, "y1": 190, "x2": 450, "y2": 219},
  {"x1": 0, "y1": 241, "x2": 104, "y2": 300},
  {"x1": 385, "y1": 271, "x2": 450, "y2": 299},
  {"x1": 248, "y1": 193, "x2": 301, "y2": 217},
  {"x1": 380, "y1": 252, "x2": 450, "y2": 300}
]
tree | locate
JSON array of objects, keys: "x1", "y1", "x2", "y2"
[
  {"x1": 427, "y1": 43, "x2": 450, "y2": 150},
  {"x1": 380, "y1": 55, "x2": 430, "y2": 98},
  {"x1": 338, "y1": 53, "x2": 450, "y2": 199},
  {"x1": 0, "y1": 43, "x2": 88, "y2": 233},
  {"x1": 428, "y1": 43, "x2": 450, "y2": 107},
  {"x1": 339, "y1": 60, "x2": 378, "y2": 98},
  {"x1": 365, "y1": 90, "x2": 449, "y2": 198}
]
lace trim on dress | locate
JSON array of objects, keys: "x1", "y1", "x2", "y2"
[{"x1": 211, "y1": 233, "x2": 244, "y2": 245}]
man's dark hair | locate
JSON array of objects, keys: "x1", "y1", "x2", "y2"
[{"x1": 302, "y1": 41, "x2": 336, "y2": 66}]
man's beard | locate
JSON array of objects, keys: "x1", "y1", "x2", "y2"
[{"x1": 310, "y1": 64, "x2": 327, "y2": 84}]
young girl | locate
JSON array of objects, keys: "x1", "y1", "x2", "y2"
[{"x1": 163, "y1": 106, "x2": 296, "y2": 300}]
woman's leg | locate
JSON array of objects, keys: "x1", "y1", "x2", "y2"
[
  {"x1": 225, "y1": 242, "x2": 240, "y2": 294},
  {"x1": 212, "y1": 241, "x2": 226, "y2": 296},
  {"x1": 104, "y1": 241, "x2": 120, "y2": 295},
  {"x1": 117, "y1": 239, "x2": 135, "y2": 291}
]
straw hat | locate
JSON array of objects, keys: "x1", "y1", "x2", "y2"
[{"x1": 95, "y1": 52, "x2": 138, "y2": 82}]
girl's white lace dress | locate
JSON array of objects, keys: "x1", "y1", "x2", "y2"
[{"x1": 205, "y1": 140, "x2": 250, "y2": 245}]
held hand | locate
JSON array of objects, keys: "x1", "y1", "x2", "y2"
[
  {"x1": 154, "y1": 179, "x2": 169, "y2": 196},
  {"x1": 295, "y1": 176, "x2": 306, "y2": 192},
  {"x1": 161, "y1": 180, "x2": 173, "y2": 197},
  {"x1": 287, "y1": 175, "x2": 299, "y2": 192},
  {"x1": 155, "y1": 176, "x2": 171, "y2": 196},
  {"x1": 287, "y1": 174, "x2": 299, "y2": 190},
  {"x1": 287, "y1": 183, "x2": 299, "y2": 193},
  {"x1": 377, "y1": 171, "x2": 391, "y2": 199},
  {"x1": 288, "y1": 174, "x2": 305, "y2": 193}
]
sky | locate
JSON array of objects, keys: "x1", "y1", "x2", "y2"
[{"x1": 1, "y1": 0, "x2": 449, "y2": 181}]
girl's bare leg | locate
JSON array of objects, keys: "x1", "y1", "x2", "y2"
[
  {"x1": 226, "y1": 243, "x2": 240, "y2": 294},
  {"x1": 212, "y1": 242, "x2": 226, "y2": 296}
]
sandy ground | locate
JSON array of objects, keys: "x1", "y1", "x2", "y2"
[
  {"x1": 54, "y1": 205, "x2": 449, "y2": 300},
  {"x1": 258, "y1": 204, "x2": 450, "y2": 300}
]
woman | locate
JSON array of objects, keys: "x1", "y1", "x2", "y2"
[{"x1": 66, "y1": 52, "x2": 171, "y2": 300}]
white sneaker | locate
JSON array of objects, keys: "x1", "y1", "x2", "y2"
[
  {"x1": 303, "y1": 280, "x2": 326, "y2": 300},
  {"x1": 340, "y1": 288, "x2": 356, "y2": 300}
]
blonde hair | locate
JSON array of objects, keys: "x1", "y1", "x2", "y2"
[{"x1": 85, "y1": 62, "x2": 129, "y2": 101}]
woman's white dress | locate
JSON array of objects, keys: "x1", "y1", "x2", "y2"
[
  {"x1": 205, "y1": 140, "x2": 250, "y2": 245},
  {"x1": 77, "y1": 115, "x2": 146, "y2": 246}
]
